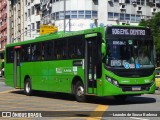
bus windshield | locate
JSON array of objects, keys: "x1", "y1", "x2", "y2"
[{"x1": 105, "y1": 38, "x2": 154, "y2": 69}]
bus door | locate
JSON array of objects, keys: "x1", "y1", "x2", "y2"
[
  {"x1": 85, "y1": 33, "x2": 101, "y2": 94},
  {"x1": 14, "y1": 46, "x2": 22, "y2": 88}
]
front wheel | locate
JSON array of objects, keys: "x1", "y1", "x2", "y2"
[
  {"x1": 24, "y1": 78, "x2": 32, "y2": 96},
  {"x1": 114, "y1": 95, "x2": 127, "y2": 102},
  {"x1": 75, "y1": 81, "x2": 86, "y2": 102}
]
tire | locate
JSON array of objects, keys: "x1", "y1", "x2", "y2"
[
  {"x1": 75, "y1": 81, "x2": 86, "y2": 102},
  {"x1": 24, "y1": 78, "x2": 32, "y2": 96},
  {"x1": 114, "y1": 95, "x2": 127, "y2": 102}
]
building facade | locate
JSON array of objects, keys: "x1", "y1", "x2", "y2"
[
  {"x1": 0, "y1": 0, "x2": 7, "y2": 54},
  {"x1": 26, "y1": 0, "x2": 41, "y2": 40},
  {"x1": 41, "y1": 0, "x2": 98, "y2": 31},
  {"x1": 40, "y1": 0, "x2": 160, "y2": 31},
  {"x1": 99, "y1": 0, "x2": 160, "y2": 26},
  {"x1": 7, "y1": 0, "x2": 41, "y2": 44}
]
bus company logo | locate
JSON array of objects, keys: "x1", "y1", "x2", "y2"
[
  {"x1": 2, "y1": 112, "x2": 11, "y2": 117},
  {"x1": 56, "y1": 68, "x2": 62, "y2": 73}
]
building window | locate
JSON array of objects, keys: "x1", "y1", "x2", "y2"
[
  {"x1": 25, "y1": 0, "x2": 27, "y2": 6},
  {"x1": 59, "y1": 11, "x2": 64, "y2": 20},
  {"x1": 108, "y1": 12, "x2": 113, "y2": 20},
  {"x1": 53, "y1": 10, "x2": 98, "y2": 20},
  {"x1": 25, "y1": 13, "x2": 27, "y2": 21},
  {"x1": 78, "y1": 11, "x2": 84, "y2": 18},
  {"x1": 32, "y1": 23, "x2": 35, "y2": 30},
  {"x1": 71, "y1": 11, "x2": 77, "y2": 19},
  {"x1": 114, "y1": 13, "x2": 119, "y2": 19},
  {"x1": 125, "y1": 14, "x2": 130, "y2": 21},
  {"x1": 31, "y1": 6, "x2": 35, "y2": 15},
  {"x1": 28, "y1": 9, "x2": 30, "y2": 17},
  {"x1": 65, "y1": 11, "x2": 70, "y2": 19},
  {"x1": 136, "y1": 15, "x2": 141, "y2": 22},
  {"x1": 120, "y1": 13, "x2": 125, "y2": 21},
  {"x1": 125, "y1": 0, "x2": 130, "y2": 4},
  {"x1": 51, "y1": 13, "x2": 55, "y2": 20},
  {"x1": 36, "y1": 21, "x2": 40, "y2": 32},
  {"x1": 36, "y1": 6, "x2": 40, "y2": 15},
  {"x1": 85, "y1": 11, "x2": 91, "y2": 19},
  {"x1": 137, "y1": 0, "x2": 145, "y2": 5},
  {"x1": 92, "y1": 11, "x2": 97, "y2": 18},
  {"x1": 55, "y1": 12, "x2": 59, "y2": 20},
  {"x1": 131, "y1": 14, "x2": 135, "y2": 22}
]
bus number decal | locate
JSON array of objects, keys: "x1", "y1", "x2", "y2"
[{"x1": 56, "y1": 68, "x2": 63, "y2": 73}]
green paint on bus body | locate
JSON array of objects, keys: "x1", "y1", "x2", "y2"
[{"x1": 4, "y1": 26, "x2": 155, "y2": 98}]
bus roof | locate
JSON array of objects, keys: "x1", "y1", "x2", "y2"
[{"x1": 6, "y1": 27, "x2": 104, "y2": 48}]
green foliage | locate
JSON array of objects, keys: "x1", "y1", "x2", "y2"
[{"x1": 139, "y1": 12, "x2": 160, "y2": 54}]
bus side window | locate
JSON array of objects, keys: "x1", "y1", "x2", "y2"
[
  {"x1": 6, "y1": 47, "x2": 14, "y2": 63},
  {"x1": 44, "y1": 41, "x2": 54, "y2": 60},
  {"x1": 23, "y1": 45, "x2": 31, "y2": 62},
  {"x1": 31, "y1": 43, "x2": 42, "y2": 61},
  {"x1": 54, "y1": 39, "x2": 67, "y2": 60},
  {"x1": 68, "y1": 36, "x2": 84, "y2": 59}
]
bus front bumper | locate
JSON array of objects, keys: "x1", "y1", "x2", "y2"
[{"x1": 101, "y1": 81, "x2": 156, "y2": 96}]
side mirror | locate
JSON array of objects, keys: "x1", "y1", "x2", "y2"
[{"x1": 101, "y1": 43, "x2": 106, "y2": 58}]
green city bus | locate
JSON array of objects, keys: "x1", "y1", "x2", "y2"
[{"x1": 5, "y1": 25, "x2": 155, "y2": 102}]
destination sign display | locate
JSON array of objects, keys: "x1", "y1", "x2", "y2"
[
  {"x1": 106, "y1": 27, "x2": 151, "y2": 36},
  {"x1": 112, "y1": 28, "x2": 145, "y2": 35}
]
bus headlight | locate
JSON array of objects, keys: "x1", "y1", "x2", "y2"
[
  {"x1": 113, "y1": 80, "x2": 119, "y2": 87},
  {"x1": 106, "y1": 76, "x2": 112, "y2": 82},
  {"x1": 106, "y1": 76, "x2": 119, "y2": 87}
]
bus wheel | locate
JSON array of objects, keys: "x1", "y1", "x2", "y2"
[
  {"x1": 75, "y1": 81, "x2": 86, "y2": 102},
  {"x1": 24, "y1": 78, "x2": 32, "y2": 96},
  {"x1": 114, "y1": 95, "x2": 127, "y2": 102}
]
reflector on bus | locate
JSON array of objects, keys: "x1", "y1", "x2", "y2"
[
  {"x1": 14, "y1": 46, "x2": 22, "y2": 49},
  {"x1": 85, "y1": 33, "x2": 97, "y2": 38}
]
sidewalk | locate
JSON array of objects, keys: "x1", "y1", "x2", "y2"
[{"x1": 0, "y1": 77, "x2": 4, "y2": 82}]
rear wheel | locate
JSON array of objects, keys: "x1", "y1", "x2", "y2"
[
  {"x1": 75, "y1": 81, "x2": 86, "y2": 102},
  {"x1": 24, "y1": 78, "x2": 32, "y2": 96}
]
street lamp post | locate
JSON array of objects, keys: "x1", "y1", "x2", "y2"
[{"x1": 64, "y1": 0, "x2": 66, "y2": 32}]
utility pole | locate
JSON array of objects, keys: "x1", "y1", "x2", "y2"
[{"x1": 64, "y1": 0, "x2": 66, "y2": 32}]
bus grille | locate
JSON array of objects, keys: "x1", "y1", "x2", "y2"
[{"x1": 119, "y1": 84, "x2": 151, "y2": 92}]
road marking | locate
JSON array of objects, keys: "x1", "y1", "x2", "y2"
[
  {"x1": 130, "y1": 117, "x2": 149, "y2": 120},
  {"x1": 0, "y1": 89, "x2": 15, "y2": 94},
  {"x1": 87, "y1": 105, "x2": 109, "y2": 120}
]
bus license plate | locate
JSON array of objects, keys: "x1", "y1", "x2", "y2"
[{"x1": 132, "y1": 86, "x2": 141, "y2": 91}]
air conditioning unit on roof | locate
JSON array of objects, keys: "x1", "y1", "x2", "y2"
[
  {"x1": 120, "y1": 4, "x2": 126, "y2": 10},
  {"x1": 137, "y1": 6, "x2": 142, "y2": 12},
  {"x1": 151, "y1": 7, "x2": 157, "y2": 13},
  {"x1": 141, "y1": 16, "x2": 145, "y2": 20}
]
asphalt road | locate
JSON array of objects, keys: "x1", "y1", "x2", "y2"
[
  {"x1": 0, "y1": 77, "x2": 13, "y2": 92},
  {"x1": 0, "y1": 79, "x2": 160, "y2": 120}
]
